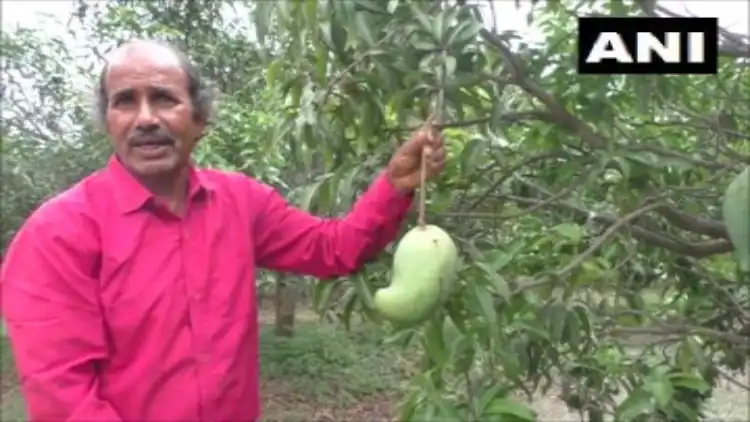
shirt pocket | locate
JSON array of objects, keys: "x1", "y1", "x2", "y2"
[
  {"x1": 99, "y1": 245, "x2": 186, "y2": 358},
  {"x1": 204, "y1": 220, "x2": 255, "y2": 319}
]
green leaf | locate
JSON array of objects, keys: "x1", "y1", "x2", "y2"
[
  {"x1": 541, "y1": 299, "x2": 567, "y2": 344},
  {"x1": 312, "y1": 281, "x2": 335, "y2": 313},
  {"x1": 450, "y1": 335, "x2": 475, "y2": 374},
  {"x1": 353, "y1": 12, "x2": 376, "y2": 46},
  {"x1": 476, "y1": 384, "x2": 507, "y2": 414},
  {"x1": 294, "y1": 174, "x2": 333, "y2": 211},
  {"x1": 615, "y1": 389, "x2": 654, "y2": 422},
  {"x1": 567, "y1": 303, "x2": 591, "y2": 349},
  {"x1": 444, "y1": 55, "x2": 457, "y2": 77},
  {"x1": 459, "y1": 136, "x2": 486, "y2": 176},
  {"x1": 266, "y1": 60, "x2": 283, "y2": 88},
  {"x1": 447, "y1": 18, "x2": 483, "y2": 48},
  {"x1": 470, "y1": 282, "x2": 498, "y2": 336},
  {"x1": 667, "y1": 373, "x2": 710, "y2": 394},
  {"x1": 383, "y1": 327, "x2": 416, "y2": 347},
  {"x1": 563, "y1": 307, "x2": 582, "y2": 349},
  {"x1": 475, "y1": 261, "x2": 512, "y2": 300},
  {"x1": 722, "y1": 166, "x2": 750, "y2": 272},
  {"x1": 552, "y1": 223, "x2": 584, "y2": 242},
  {"x1": 484, "y1": 397, "x2": 535, "y2": 421},
  {"x1": 423, "y1": 315, "x2": 448, "y2": 366},
  {"x1": 645, "y1": 377, "x2": 674, "y2": 408},
  {"x1": 398, "y1": 391, "x2": 421, "y2": 422},
  {"x1": 410, "y1": 3, "x2": 434, "y2": 37},
  {"x1": 354, "y1": 0, "x2": 386, "y2": 14},
  {"x1": 353, "y1": 273, "x2": 375, "y2": 308},
  {"x1": 340, "y1": 287, "x2": 359, "y2": 330},
  {"x1": 671, "y1": 400, "x2": 700, "y2": 422}
]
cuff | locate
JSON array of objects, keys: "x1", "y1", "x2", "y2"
[{"x1": 369, "y1": 170, "x2": 414, "y2": 215}]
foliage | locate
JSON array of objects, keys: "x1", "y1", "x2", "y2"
[
  {"x1": 261, "y1": 0, "x2": 750, "y2": 421},
  {"x1": 2, "y1": 0, "x2": 749, "y2": 421},
  {"x1": 1, "y1": 24, "x2": 110, "y2": 247}
]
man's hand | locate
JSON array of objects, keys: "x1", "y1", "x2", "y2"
[{"x1": 387, "y1": 126, "x2": 446, "y2": 193}]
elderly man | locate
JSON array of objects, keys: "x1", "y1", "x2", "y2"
[{"x1": 0, "y1": 40, "x2": 445, "y2": 421}]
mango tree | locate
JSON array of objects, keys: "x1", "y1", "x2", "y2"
[
  {"x1": 1, "y1": 23, "x2": 110, "y2": 249},
  {"x1": 259, "y1": 0, "x2": 750, "y2": 420}
]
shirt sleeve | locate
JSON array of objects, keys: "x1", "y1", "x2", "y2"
[
  {"x1": 0, "y1": 203, "x2": 122, "y2": 422},
  {"x1": 253, "y1": 170, "x2": 413, "y2": 278}
]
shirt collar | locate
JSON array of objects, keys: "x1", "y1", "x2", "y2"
[{"x1": 106, "y1": 155, "x2": 214, "y2": 214}]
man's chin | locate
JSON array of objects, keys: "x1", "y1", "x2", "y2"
[{"x1": 126, "y1": 156, "x2": 181, "y2": 179}]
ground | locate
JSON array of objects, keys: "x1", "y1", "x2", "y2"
[{"x1": 1, "y1": 306, "x2": 748, "y2": 421}]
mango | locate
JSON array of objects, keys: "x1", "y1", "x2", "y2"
[
  {"x1": 722, "y1": 166, "x2": 750, "y2": 273},
  {"x1": 374, "y1": 224, "x2": 459, "y2": 325}
]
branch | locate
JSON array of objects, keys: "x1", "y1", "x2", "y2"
[
  {"x1": 653, "y1": 201, "x2": 728, "y2": 240},
  {"x1": 557, "y1": 201, "x2": 666, "y2": 278},
  {"x1": 608, "y1": 325, "x2": 749, "y2": 347},
  {"x1": 506, "y1": 195, "x2": 733, "y2": 258},
  {"x1": 465, "y1": 150, "x2": 570, "y2": 211},
  {"x1": 478, "y1": 36, "x2": 608, "y2": 150}
]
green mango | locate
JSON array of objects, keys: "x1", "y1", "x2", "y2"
[
  {"x1": 374, "y1": 224, "x2": 459, "y2": 325},
  {"x1": 722, "y1": 166, "x2": 750, "y2": 273}
]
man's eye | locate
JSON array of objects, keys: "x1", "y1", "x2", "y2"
[
  {"x1": 112, "y1": 96, "x2": 133, "y2": 106},
  {"x1": 154, "y1": 94, "x2": 176, "y2": 104}
]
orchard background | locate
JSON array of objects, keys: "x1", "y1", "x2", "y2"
[{"x1": 1, "y1": 1, "x2": 749, "y2": 421}]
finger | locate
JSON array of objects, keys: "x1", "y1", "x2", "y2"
[
  {"x1": 428, "y1": 159, "x2": 445, "y2": 174},
  {"x1": 428, "y1": 128, "x2": 444, "y2": 146},
  {"x1": 429, "y1": 146, "x2": 446, "y2": 161},
  {"x1": 429, "y1": 155, "x2": 445, "y2": 169},
  {"x1": 399, "y1": 130, "x2": 430, "y2": 155},
  {"x1": 429, "y1": 147, "x2": 445, "y2": 161}
]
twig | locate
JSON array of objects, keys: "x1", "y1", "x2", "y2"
[
  {"x1": 717, "y1": 367, "x2": 750, "y2": 391},
  {"x1": 418, "y1": 145, "x2": 428, "y2": 228},
  {"x1": 556, "y1": 201, "x2": 665, "y2": 279},
  {"x1": 416, "y1": 46, "x2": 448, "y2": 228}
]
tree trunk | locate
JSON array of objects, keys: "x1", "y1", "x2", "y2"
[{"x1": 274, "y1": 275, "x2": 297, "y2": 337}]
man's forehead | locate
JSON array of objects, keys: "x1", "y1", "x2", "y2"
[{"x1": 106, "y1": 41, "x2": 182, "y2": 69}]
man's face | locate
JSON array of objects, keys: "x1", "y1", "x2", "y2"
[{"x1": 103, "y1": 44, "x2": 205, "y2": 178}]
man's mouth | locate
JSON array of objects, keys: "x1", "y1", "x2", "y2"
[
  {"x1": 130, "y1": 138, "x2": 175, "y2": 157},
  {"x1": 132, "y1": 138, "x2": 174, "y2": 147},
  {"x1": 132, "y1": 138, "x2": 175, "y2": 150}
]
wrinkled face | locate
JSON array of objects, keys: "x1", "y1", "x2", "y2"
[{"x1": 103, "y1": 44, "x2": 205, "y2": 179}]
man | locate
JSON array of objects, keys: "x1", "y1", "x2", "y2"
[{"x1": 0, "y1": 40, "x2": 446, "y2": 421}]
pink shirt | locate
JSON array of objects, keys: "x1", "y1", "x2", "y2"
[{"x1": 0, "y1": 156, "x2": 412, "y2": 421}]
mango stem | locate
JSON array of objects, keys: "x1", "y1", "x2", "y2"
[{"x1": 418, "y1": 145, "x2": 428, "y2": 229}]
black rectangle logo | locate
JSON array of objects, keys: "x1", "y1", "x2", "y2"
[{"x1": 577, "y1": 17, "x2": 718, "y2": 75}]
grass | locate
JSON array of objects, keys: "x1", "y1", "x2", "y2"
[
  {"x1": 259, "y1": 320, "x2": 418, "y2": 421},
  {"x1": 0, "y1": 308, "x2": 418, "y2": 422}
]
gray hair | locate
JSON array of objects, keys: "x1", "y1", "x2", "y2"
[{"x1": 91, "y1": 39, "x2": 218, "y2": 130}]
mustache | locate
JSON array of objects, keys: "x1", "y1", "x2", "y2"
[{"x1": 128, "y1": 127, "x2": 176, "y2": 146}]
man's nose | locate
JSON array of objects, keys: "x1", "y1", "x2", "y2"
[{"x1": 135, "y1": 102, "x2": 159, "y2": 128}]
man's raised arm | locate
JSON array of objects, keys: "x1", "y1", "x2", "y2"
[
  {"x1": 253, "y1": 128, "x2": 446, "y2": 277},
  {"x1": 254, "y1": 170, "x2": 413, "y2": 277},
  {"x1": 0, "y1": 202, "x2": 122, "y2": 422}
]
